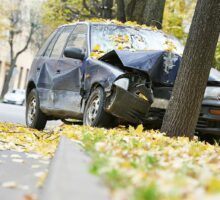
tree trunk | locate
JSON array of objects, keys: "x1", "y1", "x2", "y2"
[
  {"x1": 1, "y1": 61, "x2": 16, "y2": 98},
  {"x1": 102, "y1": 0, "x2": 113, "y2": 19},
  {"x1": 161, "y1": 0, "x2": 220, "y2": 138},
  {"x1": 116, "y1": 0, "x2": 126, "y2": 22},
  {"x1": 130, "y1": 0, "x2": 147, "y2": 24},
  {"x1": 124, "y1": 0, "x2": 165, "y2": 29},
  {"x1": 143, "y1": 0, "x2": 166, "y2": 29},
  {"x1": 125, "y1": 0, "x2": 143, "y2": 22},
  {"x1": 0, "y1": 30, "x2": 15, "y2": 98}
]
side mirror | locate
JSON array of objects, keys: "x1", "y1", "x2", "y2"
[{"x1": 64, "y1": 47, "x2": 85, "y2": 60}]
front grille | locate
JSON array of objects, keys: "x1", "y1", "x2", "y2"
[
  {"x1": 197, "y1": 118, "x2": 208, "y2": 128},
  {"x1": 147, "y1": 108, "x2": 220, "y2": 130},
  {"x1": 197, "y1": 112, "x2": 220, "y2": 129},
  {"x1": 208, "y1": 121, "x2": 220, "y2": 128}
]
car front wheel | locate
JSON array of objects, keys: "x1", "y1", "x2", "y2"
[
  {"x1": 26, "y1": 89, "x2": 47, "y2": 130},
  {"x1": 83, "y1": 87, "x2": 115, "y2": 127}
]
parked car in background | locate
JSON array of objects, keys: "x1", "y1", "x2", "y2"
[
  {"x1": 3, "y1": 89, "x2": 25, "y2": 106},
  {"x1": 25, "y1": 21, "x2": 220, "y2": 136}
]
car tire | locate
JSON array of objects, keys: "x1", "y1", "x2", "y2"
[
  {"x1": 26, "y1": 89, "x2": 47, "y2": 130},
  {"x1": 83, "y1": 87, "x2": 115, "y2": 127}
]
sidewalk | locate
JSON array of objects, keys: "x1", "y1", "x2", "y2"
[{"x1": 40, "y1": 137, "x2": 110, "y2": 200}]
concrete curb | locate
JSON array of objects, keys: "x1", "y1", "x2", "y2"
[{"x1": 40, "y1": 137, "x2": 110, "y2": 200}]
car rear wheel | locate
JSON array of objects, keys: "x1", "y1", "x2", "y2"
[
  {"x1": 83, "y1": 87, "x2": 115, "y2": 127},
  {"x1": 26, "y1": 89, "x2": 47, "y2": 130}
]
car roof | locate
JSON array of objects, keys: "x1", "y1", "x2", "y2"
[
  {"x1": 58, "y1": 21, "x2": 162, "y2": 33},
  {"x1": 58, "y1": 21, "x2": 90, "y2": 28},
  {"x1": 63, "y1": 22, "x2": 178, "y2": 41}
]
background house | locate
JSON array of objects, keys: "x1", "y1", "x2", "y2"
[{"x1": 0, "y1": 0, "x2": 44, "y2": 95}]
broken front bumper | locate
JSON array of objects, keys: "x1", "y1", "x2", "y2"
[{"x1": 106, "y1": 86, "x2": 151, "y2": 124}]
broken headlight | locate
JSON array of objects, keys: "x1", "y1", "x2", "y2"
[{"x1": 114, "y1": 78, "x2": 129, "y2": 90}]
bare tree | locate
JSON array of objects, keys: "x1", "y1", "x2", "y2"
[
  {"x1": 0, "y1": 1, "x2": 38, "y2": 98},
  {"x1": 161, "y1": 0, "x2": 220, "y2": 137}
]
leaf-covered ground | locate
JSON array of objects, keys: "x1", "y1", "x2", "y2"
[
  {"x1": 0, "y1": 123, "x2": 59, "y2": 158},
  {"x1": 1, "y1": 122, "x2": 220, "y2": 200},
  {"x1": 0, "y1": 122, "x2": 54, "y2": 199}
]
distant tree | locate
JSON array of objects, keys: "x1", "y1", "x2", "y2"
[
  {"x1": 42, "y1": 0, "x2": 104, "y2": 30},
  {"x1": 116, "y1": 0, "x2": 126, "y2": 22},
  {"x1": 102, "y1": 0, "x2": 113, "y2": 19},
  {"x1": 125, "y1": 0, "x2": 166, "y2": 29},
  {"x1": 161, "y1": 0, "x2": 220, "y2": 137},
  {"x1": 43, "y1": 0, "x2": 166, "y2": 28},
  {"x1": 0, "y1": 0, "x2": 39, "y2": 98}
]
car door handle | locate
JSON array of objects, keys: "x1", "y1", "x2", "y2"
[
  {"x1": 56, "y1": 70, "x2": 61, "y2": 74},
  {"x1": 37, "y1": 67, "x2": 40, "y2": 71}
]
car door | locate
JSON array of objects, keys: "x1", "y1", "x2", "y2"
[
  {"x1": 52, "y1": 24, "x2": 88, "y2": 116},
  {"x1": 36, "y1": 26, "x2": 74, "y2": 110},
  {"x1": 35, "y1": 27, "x2": 63, "y2": 110}
]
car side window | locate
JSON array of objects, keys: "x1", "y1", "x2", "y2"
[
  {"x1": 50, "y1": 26, "x2": 73, "y2": 58},
  {"x1": 65, "y1": 24, "x2": 88, "y2": 55},
  {"x1": 36, "y1": 29, "x2": 58, "y2": 57},
  {"x1": 44, "y1": 28, "x2": 63, "y2": 57}
]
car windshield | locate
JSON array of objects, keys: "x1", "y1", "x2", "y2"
[{"x1": 91, "y1": 24, "x2": 184, "y2": 57}]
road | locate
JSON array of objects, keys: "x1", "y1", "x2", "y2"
[
  {"x1": 0, "y1": 103, "x2": 61, "y2": 200},
  {"x1": 0, "y1": 102, "x2": 61, "y2": 128},
  {"x1": 0, "y1": 103, "x2": 25, "y2": 124}
]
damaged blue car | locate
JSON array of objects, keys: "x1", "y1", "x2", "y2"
[{"x1": 26, "y1": 22, "x2": 220, "y2": 135}]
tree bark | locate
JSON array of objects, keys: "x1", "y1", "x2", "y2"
[
  {"x1": 161, "y1": 0, "x2": 220, "y2": 138},
  {"x1": 116, "y1": 0, "x2": 126, "y2": 22}
]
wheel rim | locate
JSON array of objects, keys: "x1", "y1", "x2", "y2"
[
  {"x1": 27, "y1": 97, "x2": 36, "y2": 125},
  {"x1": 85, "y1": 95, "x2": 100, "y2": 125}
]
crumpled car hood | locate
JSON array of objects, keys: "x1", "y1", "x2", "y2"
[
  {"x1": 99, "y1": 50, "x2": 181, "y2": 85},
  {"x1": 99, "y1": 50, "x2": 220, "y2": 85}
]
